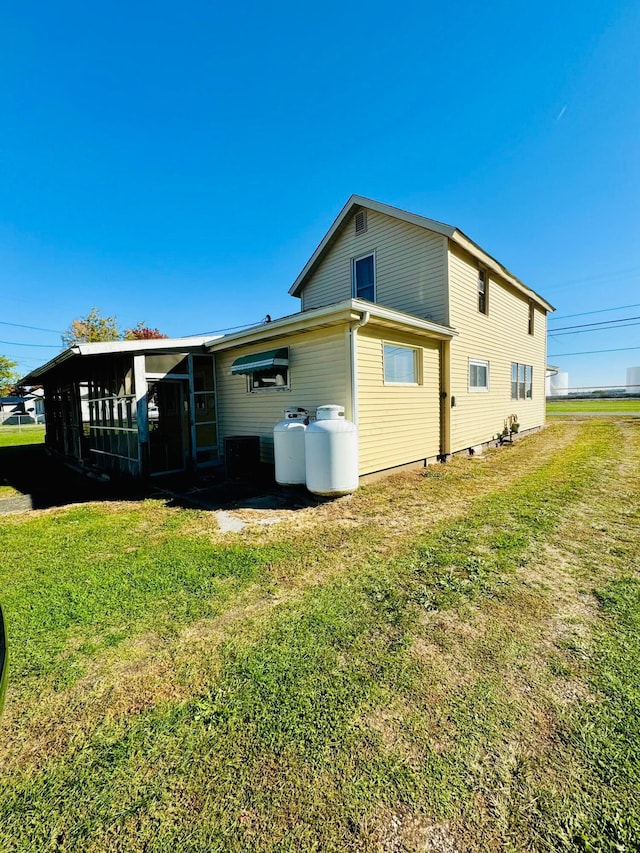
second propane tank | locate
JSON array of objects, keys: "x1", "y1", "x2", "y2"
[{"x1": 304, "y1": 404, "x2": 358, "y2": 497}]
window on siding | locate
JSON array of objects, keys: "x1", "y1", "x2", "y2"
[
  {"x1": 511, "y1": 362, "x2": 533, "y2": 399},
  {"x1": 353, "y1": 253, "x2": 375, "y2": 302},
  {"x1": 469, "y1": 359, "x2": 489, "y2": 391},
  {"x1": 383, "y1": 343, "x2": 420, "y2": 384},
  {"x1": 478, "y1": 270, "x2": 488, "y2": 315},
  {"x1": 247, "y1": 367, "x2": 290, "y2": 392},
  {"x1": 528, "y1": 302, "x2": 535, "y2": 335}
]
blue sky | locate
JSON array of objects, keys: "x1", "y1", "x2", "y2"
[{"x1": 1, "y1": 0, "x2": 639, "y2": 390}]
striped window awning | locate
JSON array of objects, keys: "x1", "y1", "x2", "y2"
[{"x1": 230, "y1": 347, "x2": 289, "y2": 375}]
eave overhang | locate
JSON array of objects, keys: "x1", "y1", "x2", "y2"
[{"x1": 208, "y1": 299, "x2": 457, "y2": 355}]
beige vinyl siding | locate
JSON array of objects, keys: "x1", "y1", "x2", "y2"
[
  {"x1": 215, "y1": 327, "x2": 350, "y2": 464},
  {"x1": 356, "y1": 328, "x2": 441, "y2": 476},
  {"x1": 447, "y1": 242, "x2": 547, "y2": 451},
  {"x1": 302, "y1": 210, "x2": 449, "y2": 325}
]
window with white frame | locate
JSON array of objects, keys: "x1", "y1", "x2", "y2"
[
  {"x1": 230, "y1": 348, "x2": 290, "y2": 393},
  {"x1": 383, "y1": 343, "x2": 420, "y2": 384},
  {"x1": 248, "y1": 366, "x2": 289, "y2": 392},
  {"x1": 352, "y1": 253, "x2": 375, "y2": 302},
  {"x1": 469, "y1": 359, "x2": 489, "y2": 391},
  {"x1": 511, "y1": 362, "x2": 533, "y2": 399}
]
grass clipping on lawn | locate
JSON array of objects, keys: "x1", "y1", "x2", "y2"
[{"x1": 0, "y1": 418, "x2": 639, "y2": 852}]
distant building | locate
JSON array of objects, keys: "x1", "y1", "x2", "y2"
[
  {"x1": 545, "y1": 369, "x2": 568, "y2": 397},
  {"x1": 627, "y1": 367, "x2": 640, "y2": 395},
  {"x1": 0, "y1": 389, "x2": 45, "y2": 424}
]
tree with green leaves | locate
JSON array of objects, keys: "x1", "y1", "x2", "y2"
[
  {"x1": 62, "y1": 308, "x2": 122, "y2": 347},
  {"x1": 62, "y1": 309, "x2": 169, "y2": 347},
  {"x1": 0, "y1": 355, "x2": 20, "y2": 396}
]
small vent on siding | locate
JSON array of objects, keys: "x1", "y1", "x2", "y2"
[{"x1": 355, "y1": 209, "x2": 367, "y2": 235}]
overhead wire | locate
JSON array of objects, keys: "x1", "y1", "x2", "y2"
[
  {"x1": 550, "y1": 315, "x2": 640, "y2": 332},
  {"x1": 549, "y1": 302, "x2": 640, "y2": 321},
  {"x1": 549, "y1": 321, "x2": 640, "y2": 337},
  {"x1": 548, "y1": 345, "x2": 640, "y2": 357},
  {"x1": 0, "y1": 320, "x2": 62, "y2": 334}
]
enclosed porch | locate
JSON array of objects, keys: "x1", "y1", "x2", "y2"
[{"x1": 23, "y1": 339, "x2": 219, "y2": 479}]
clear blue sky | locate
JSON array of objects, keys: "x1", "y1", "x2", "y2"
[{"x1": 1, "y1": 0, "x2": 639, "y2": 390}]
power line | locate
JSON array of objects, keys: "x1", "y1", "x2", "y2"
[
  {"x1": 548, "y1": 346, "x2": 640, "y2": 357},
  {"x1": 0, "y1": 339, "x2": 61, "y2": 348},
  {"x1": 556, "y1": 384, "x2": 640, "y2": 390},
  {"x1": 549, "y1": 321, "x2": 640, "y2": 337},
  {"x1": 549, "y1": 302, "x2": 640, "y2": 322},
  {"x1": 190, "y1": 320, "x2": 267, "y2": 335},
  {"x1": 548, "y1": 265, "x2": 640, "y2": 291},
  {"x1": 0, "y1": 320, "x2": 62, "y2": 334},
  {"x1": 550, "y1": 315, "x2": 640, "y2": 331}
]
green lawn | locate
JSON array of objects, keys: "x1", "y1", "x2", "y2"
[
  {"x1": 0, "y1": 419, "x2": 639, "y2": 851},
  {"x1": 0, "y1": 424, "x2": 45, "y2": 447},
  {"x1": 547, "y1": 398, "x2": 640, "y2": 413}
]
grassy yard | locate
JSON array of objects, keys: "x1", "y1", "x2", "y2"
[
  {"x1": 0, "y1": 419, "x2": 638, "y2": 851},
  {"x1": 0, "y1": 424, "x2": 45, "y2": 447},
  {"x1": 547, "y1": 398, "x2": 640, "y2": 413}
]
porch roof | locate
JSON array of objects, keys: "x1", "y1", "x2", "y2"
[{"x1": 21, "y1": 336, "x2": 220, "y2": 384}]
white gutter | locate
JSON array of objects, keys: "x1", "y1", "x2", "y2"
[{"x1": 350, "y1": 310, "x2": 370, "y2": 425}]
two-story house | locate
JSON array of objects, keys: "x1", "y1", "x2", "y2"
[
  {"x1": 25, "y1": 196, "x2": 553, "y2": 481},
  {"x1": 212, "y1": 195, "x2": 553, "y2": 478}
]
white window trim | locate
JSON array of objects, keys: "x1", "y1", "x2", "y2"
[
  {"x1": 468, "y1": 358, "x2": 490, "y2": 392},
  {"x1": 352, "y1": 251, "x2": 376, "y2": 301},
  {"x1": 382, "y1": 341, "x2": 422, "y2": 386},
  {"x1": 246, "y1": 369, "x2": 291, "y2": 394}
]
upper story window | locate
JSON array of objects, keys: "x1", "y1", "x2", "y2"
[
  {"x1": 353, "y1": 253, "x2": 376, "y2": 302},
  {"x1": 469, "y1": 359, "x2": 489, "y2": 391},
  {"x1": 478, "y1": 269, "x2": 488, "y2": 314},
  {"x1": 383, "y1": 343, "x2": 421, "y2": 384},
  {"x1": 528, "y1": 302, "x2": 535, "y2": 335}
]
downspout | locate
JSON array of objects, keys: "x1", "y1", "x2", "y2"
[{"x1": 349, "y1": 310, "x2": 370, "y2": 425}]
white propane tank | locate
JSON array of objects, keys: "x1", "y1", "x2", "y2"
[
  {"x1": 305, "y1": 404, "x2": 358, "y2": 497},
  {"x1": 273, "y1": 407, "x2": 308, "y2": 485}
]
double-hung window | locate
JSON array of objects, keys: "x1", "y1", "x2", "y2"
[
  {"x1": 469, "y1": 359, "x2": 489, "y2": 391},
  {"x1": 353, "y1": 253, "x2": 375, "y2": 302},
  {"x1": 511, "y1": 363, "x2": 533, "y2": 399}
]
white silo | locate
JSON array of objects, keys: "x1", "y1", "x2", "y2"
[
  {"x1": 626, "y1": 367, "x2": 640, "y2": 395},
  {"x1": 546, "y1": 371, "x2": 569, "y2": 397}
]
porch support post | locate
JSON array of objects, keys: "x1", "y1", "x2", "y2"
[
  {"x1": 133, "y1": 355, "x2": 149, "y2": 478},
  {"x1": 188, "y1": 355, "x2": 197, "y2": 469}
]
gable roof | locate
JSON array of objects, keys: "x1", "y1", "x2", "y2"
[{"x1": 289, "y1": 195, "x2": 554, "y2": 312}]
